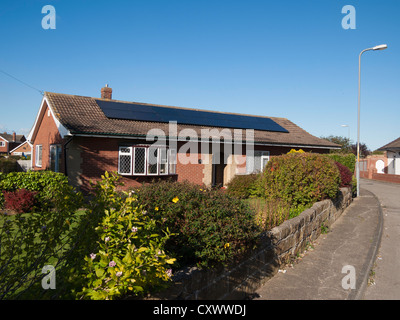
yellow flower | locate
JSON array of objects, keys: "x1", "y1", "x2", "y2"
[
  {"x1": 172, "y1": 197, "x2": 179, "y2": 203},
  {"x1": 155, "y1": 207, "x2": 159, "y2": 211},
  {"x1": 224, "y1": 243, "x2": 230, "y2": 249}
]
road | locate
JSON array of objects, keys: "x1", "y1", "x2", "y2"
[{"x1": 361, "y1": 178, "x2": 400, "y2": 300}]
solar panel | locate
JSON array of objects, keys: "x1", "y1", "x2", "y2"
[{"x1": 95, "y1": 99, "x2": 288, "y2": 133}]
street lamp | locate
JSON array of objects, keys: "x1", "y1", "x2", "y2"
[{"x1": 356, "y1": 44, "x2": 388, "y2": 197}]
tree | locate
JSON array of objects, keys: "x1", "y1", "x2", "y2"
[
  {"x1": 350, "y1": 143, "x2": 371, "y2": 158},
  {"x1": 320, "y1": 135, "x2": 352, "y2": 154}
]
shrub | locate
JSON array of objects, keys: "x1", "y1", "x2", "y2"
[
  {"x1": 0, "y1": 171, "x2": 74, "y2": 209},
  {"x1": 260, "y1": 153, "x2": 341, "y2": 208},
  {"x1": 325, "y1": 153, "x2": 356, "y2": 173},
  {"x1": 134, "y1": 180, "x2": 260, "y2": 269},
  {"x1": 78, "y1": 172, "x2": 175, "y2": 300},
  {"x1": 0, "y1": 175, "x2": 83, "y2": 299},
  {"x1": 335, "y1": 161, "x2": 353, "y2": 187},
  {"x1": 3, "y1": 189, "x2": 38, "y2": 213},
  {"x1": 226, "y1": 173, "x2": 261, "y2": 199},
  {"x1": 0, "y1": 158, "x2": 18, "y2": 173},
  {"x1": 287, "y1": 149, "x2": 305, "y2": 154}
]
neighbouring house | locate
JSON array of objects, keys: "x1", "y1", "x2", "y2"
[
  {"x1": 378, "y1": 137, "x2": 400, "y2": 175},
  {"x1": 359, "y1": 137, "x2": 400, "y2": 184},
  {"x1": 10, "y1": 140, "x2": 32, "y2": 158},
  {"x1": 0, "y1": 132, "x2": 26, "y2": 156},
  {"x1": 26, "y1": 86, "x2": 340, "y2": 192}
]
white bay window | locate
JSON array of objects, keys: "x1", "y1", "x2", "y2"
[{"x1": 118, "y1": 145, "x2": 176, "y2": 176}]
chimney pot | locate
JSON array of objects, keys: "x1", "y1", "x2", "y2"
[{"x1": 101, "y1": 85, "x2": 112, "y2": 99}]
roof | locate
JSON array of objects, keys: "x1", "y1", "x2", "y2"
[
  {"x1": 0, "y1": 133, "x2": 25, "y2": 143},
  {"x1": 42, "y1": 91, "x2": 339, "y2": 149},
  {"x1": 378, "y1": 137, "x2": 400, "y2": 151}
]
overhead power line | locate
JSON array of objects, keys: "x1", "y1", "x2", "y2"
[{"x1": 0, "y1": 69, "x2": 44, "y2": 95}]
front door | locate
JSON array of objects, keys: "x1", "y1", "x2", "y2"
[{"x1": 212, "y1": 152, "x2": 226, "y2": 187}]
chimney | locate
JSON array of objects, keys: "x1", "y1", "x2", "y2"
[
  {"x1": 12, "y1": 132, "x2": 16, "y2": 142},
  {"x1": 101, "y1": 84, "x2": 112, "y2": 99}
]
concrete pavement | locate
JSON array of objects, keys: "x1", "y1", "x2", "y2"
[
  {"x1": 362, "y1": 179, "x2": 400, "y2": 299},
  {"x1": 253, "y1": 180, "x2": 384, "y2": 300}
]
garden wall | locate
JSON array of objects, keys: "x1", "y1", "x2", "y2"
[{"x1": 151, "y1": 187, "x2": 353, "y2": 300}]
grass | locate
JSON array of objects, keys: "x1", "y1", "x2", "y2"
[{"x1": 245, "y1": 197, "x2": 312, "y2": 231}]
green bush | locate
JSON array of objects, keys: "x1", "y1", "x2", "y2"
[
  {"x1": 0, "y1": 171, "x2": 74, "y2": 209},
  {"x1": 78, "y1": 172, "x2": 175, "y2": 300},
  {"x1": 0, "y1": 173, "x2": 83, "y2": 299},
  {"x1": 0, "y1": 158, "x2": 18, "y2": 173},
  {"x1": 259, "y1": 153, "x2": 341, "y2": 208},
  {"x1": 226, "y1": 173, "x2": 261, "y2": 199},
  {"x1": 134, "y1": 180, "x2": 260, "y2": 269},
  {"x1": 325, "y1": 153, "x2": 356, "y2": 173}
]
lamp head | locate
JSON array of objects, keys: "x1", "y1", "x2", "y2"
[{"x1": 373, "y1": 44, "x2": 388, "y2": 51}]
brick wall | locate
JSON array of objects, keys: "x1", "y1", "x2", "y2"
[
  {"x1": 359, "y1": 154, "x2": 400, "y2": 184},
  {"x1": 0, "y1": 138, "x2": 8, "y2": 154},
  {"x1": 74, "y1": 139, "x2": 334, "y2": 192},
  {"x1": 31, "y1": 103, "x2": 63, "y2": 170}
]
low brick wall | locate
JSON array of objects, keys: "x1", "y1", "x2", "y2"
[
  {"x1": 368, "y1": 172, "x2": 400, "y2": 184},
  {"x1": 151, "y1": 187, "x2": 353, "y2": 300}
]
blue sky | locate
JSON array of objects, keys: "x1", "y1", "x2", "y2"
[{"x1": 0, "y1": 0, "x2": 398, "y2": 151}]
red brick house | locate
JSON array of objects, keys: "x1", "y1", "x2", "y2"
[
  {"x1": 0, "y1": 132, "x2": 26, "y2": 156},
  {"x1": 27, "y1": 86, "x2": 340, "y2": 192},
  {"x1": 9, "y1": 141, "x2": 32, "y2": 158}
]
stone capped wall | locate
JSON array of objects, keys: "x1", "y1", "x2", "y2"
[{"x1": 150, "y1": 187, "x2": 353, "y2": 300}]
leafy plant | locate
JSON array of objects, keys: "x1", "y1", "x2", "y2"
[
  {"x1": 260, "y1": 153, "x2": 341, "y2": 208},
  {"x1": 78, "y1": 172, "x2": 176, "y2": 300},
  {"x1": 334, "y1": 161, "x2": 353, "y2": 187},
  {"x1": 226, "y1": 173, "x2": 261, "y2": 199},
  {"x1": 0, "y1": 175, "x2": 83, "y2": 299},
  {"x1": 134, "y1": 180, "x2": 261, "y2": 269},
  {"x1": 325, "y1": 153, "x2": 356, "y2": 173},
  {"x1": 3, "y1": 188, "x2": 38, "y2": 213},
  {"x1": 0, "y1": 171, "x2": 77, "y2": 210}
]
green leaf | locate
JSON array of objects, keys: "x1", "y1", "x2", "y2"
[{"x1": 95, "y1": 268, "x2": 105, "y2": 278}]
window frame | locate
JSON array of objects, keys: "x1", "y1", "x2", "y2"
[
  {"x1": 133, "y1": 146, "x2": 147, "y2": 176},
  {"x1": 35, "y1": 144, "x2": 43, "y2": 167},
  {"x1": 118, "y1": 146, "x2": 133, "y2": 175},
  {"x1": 50, "y1": 144, "x2": 62, "y2": 173},
  {"x1": 118, "y1": 145, "x2": 177, "y2": 177},
  {"x1": 246, "y1": 150, "x2": 270, "y2": 174}
]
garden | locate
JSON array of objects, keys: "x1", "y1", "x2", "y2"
[{"x1": 0, "y1": 152, "x2": 356, "y2": 300}]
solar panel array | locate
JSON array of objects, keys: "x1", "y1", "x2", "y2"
[{"x1": 96, "y1": 99, "x2": 289, "y2": 133}]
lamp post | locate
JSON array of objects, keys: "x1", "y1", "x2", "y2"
[{"x1": 357, "y1": 44, "x2": 387, "y2": 197}]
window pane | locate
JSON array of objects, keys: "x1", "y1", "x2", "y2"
[
  {"x1": 50, "y1": 145, "x2": 62, "y2": 172},
  {"x1": 134, "y1": 147, "x2": 146, "y2": 174},
  {"x1": 119, "y1": 147, "x2": 132, "y2": 174},
  {"x1": 119, "y1": 155, "x2": 132, "y2": 174},
  {"x1": 148, "y1": 148, "x2": 158, "y2": 175},
  {"x1": 168, "y1": 149, "x2": 176, "y2": 174},
  {"x1": 36, "y1": 145, "x2": 42, "y2": 167},
  {"x1": 160, "y1": 148, "x2": 168, "y2": 174}
]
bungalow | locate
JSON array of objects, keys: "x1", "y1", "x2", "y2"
[
  {"x1": 9, "y1": 141, "x2": 32, "y2": 158},
  {"x1": 378, "y1": 137, "x2": 400, "y2": 175},
  {"x1": 0, "y1": 132, "x2": 26, "y2": 156},
  {"x1": 27, "y1": 86, "x2": 340, "y2": 192}
]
